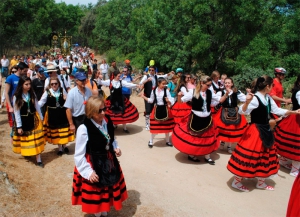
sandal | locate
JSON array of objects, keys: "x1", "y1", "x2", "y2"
[
  {"x1": 232, "y1": 177, "x2": 249, "y2": 192},
  {"x1": 256, "y1": 180, "x2": 274, "y2": 191}
]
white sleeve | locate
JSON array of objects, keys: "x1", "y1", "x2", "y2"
[
  {"x1": 166, "y1": 89, "x2": 175, "y2": 106},
  {"x1": 237, "y1": 91, "x2": 246, "y2": 102},
  {"x1": 211, "y1": 90, "x2": 221, "y2": 106},
  {"x1": 59, "y1": 62, "x2": 63, "y2": 70},
  {"x1": 112, "y1": 139, "x2": 119, "y2": 149},
  {"x1": 269, "y1": 96, "x2": 288, "y2": 116},
  {"x1": 38, "y1": 91, "x2": 48, "y2": 107},
  {"x1": 239, "y1": 96, "x2": 259, "y2": 115},
  {"x1": 181, "y1": 90, "x2": 193, "y2": 103},
  {"x1": 180, "y1": 86, "x2": 187, "y2": 95},
  {"x1": 74, "y1": 125, "x2": 94, "y2": 180},
  {"x1": 139, "y1": 75, "x2": 147, "y2": 85},
  {"x1": 157, "y1": 74, "x2": 168, "y2": 79},
  {"x1": 121, "y1": 80, "x2": 137, "y2": 88},
  {"x1": 98, "y1": 79, "x2": 110, "y2": 87},
  {"x1": 147, "y1": 90, "x2": 155, "y2": 103},
  {"x1": 35, "y1": 98, "x2": 43, "y2": 121},
  {"x1": 13, "y1": 96, "x2": 22, "y2": 128},
  {"x1": 297, "y1": 91, "x2": 300, "y2": 105},
  {"x1": 44, "y1": 78, "x2": 49, "y2": 90}
]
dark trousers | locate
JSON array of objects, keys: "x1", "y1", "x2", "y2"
[{"x1": 72, "y1": 115, "x2": 86, "y2": 134}]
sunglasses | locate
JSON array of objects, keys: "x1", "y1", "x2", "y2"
[
  {"x1": 98, "y1": 107, "x2": 107, "y2": 113},
  {"x1": 50, "y1": 83, "x2": 58, "y2": 86},
  {"x1": 48, "y1": 72, "x2": 52, "y2": 75},
  {"x1": 206, "y1": 83, "x2": 212, "y2": 87},
  {"x1": 122, "y1": 70, "x2": 128, "y2": 72}
]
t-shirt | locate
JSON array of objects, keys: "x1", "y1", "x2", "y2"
[
  {"x1": 120, "y1": 74, "x2": 133, "y2": 95},
  {"x1": 5, "y1": 74, "x2": 20, "y2": 103},
  {"x1": 269, "y1": 78, "x2": 283, "y2": 107},
  {"x1": 10, "y1": 59, "x2": 18, "y2": 67},
  {"x1": 167, "y1": 82, "x2": 177, "y2": 97},
  {"x1": 85, "y1": 79, "x2": 98, "y2": 94}
]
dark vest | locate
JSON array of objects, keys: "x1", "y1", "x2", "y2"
[
  {"x1": 84, "y1": 115, "x2": 115, "y2": 154},
  {"x1": 292, "y1": 90, "x2": 300, "y2": 110},
  {"x1": 192, "y1": 90, "x2": 212, "y2": 112},
  {"x1": 46, "y1": 88, "x2": 69, "y2": 128},
  {"x1": 212, "y1": 81, "x2": 222, "y2": 92},
  {"x1": 144, "y1": 74, "x2": 157, "y2": 97},
  {"x1": 221, "y1": 91, "x2": 238, "y2": 108},
  {"x1": 250, "y1": 95, "x2": 270, "y2": 125},
  {"x1": 20, "y1": 97, "x2": 36, "y2": 131}
]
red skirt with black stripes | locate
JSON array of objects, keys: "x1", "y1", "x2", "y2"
[
  {"x1": 172, "y1": 113, "x2": 219, "y2": 155},
  {"x1": 274, "y1": 115, "x2": 300, "y2": 161},
  {"x1": 105, "y1": 96, "x2": 139, "y2": 125},
  {"x1": 150, "y1": 105, "x2": 175, "y2": 133},
  {"x1": 171, "y1": 101, "x2": 192, "y2": 124},
  {"x1": 287, "y1": 173, "x2": 300, "y2": 217},
  {"x1": 214, "y1": 108, "x2": 249, "y2": 142},
  {"x1": 72, "y1": 155, "x2": 128, "y2": 213},
  {"x1": 227, "y1": 124, "x2": 279, "y2": 178}
]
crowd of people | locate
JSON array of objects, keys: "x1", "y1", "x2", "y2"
[{"x1": 1, "y1": 50, "x2": 300, "y2": 216}]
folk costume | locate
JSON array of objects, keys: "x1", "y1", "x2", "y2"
[
  {"x1": 227, "y1": 92, "x2": 289, "y2": 191},
  {"x1": 12, "y1": 94, "x2": 45, "y2": 158},
  {"x1": 287, "y1": 173, "x2": 300, "y2": 217},
  {"x1": 214, "y1": 90, "x2": 248, "y2": 152},
  {"x1": 39, "y1": 88, "x2": 74, "y2": 154},
  {"x1": 172, "y1": 89, "x2": 220, "y2": 163},
  {"x1": 171, "y1": 85, "x2": 192, "y2": 124},
  {"x1": 99, "y1": 79, "x2": 138, "y2": 125},
  {"x1": 210, "y1": 81, "x2": 224, "y2": 117},
  {"x1": 146, "y1": 87, "x2": 175, "y2": 147},
  {"x1": 274, "y1": 89, "x2": 300, "y2": 177},
  {"x1": 72, "y1": 116, "x2": 128, "y2": 214}
]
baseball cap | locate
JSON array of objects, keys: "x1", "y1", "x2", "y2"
[
  {"x1": 75, "y1": 72, "x2": 87, "y2": 81},
  {"x1": 176, "y1": 68, "x2": 183, "y2": 73}
]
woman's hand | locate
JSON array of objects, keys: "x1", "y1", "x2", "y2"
[
  {"x1": 89, "y1": 171, "x2": 99, "y2": 183},
  {"x1": 177, "y1": 91, "x2": 183, "y2": 97},
  {"x1": 245, "y1": 89, "x2": 254, "y2": 104},
  {"x1": 18, "y1": 128, "x2": 23, "y2": 135},
  {"x1": 115, "y1": 148, "x2": 122, "y2": 157}
]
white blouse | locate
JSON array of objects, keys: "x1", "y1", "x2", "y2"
[
  {"x1": 99, "y1": 79, "x2": 137, "y2": 89},
  {"x1": 13, "y1": 95, "x2": 43, "y2": 128},
  {"x1": 38, "y1": 88, "x2": 66, "y2": 108},
  {"x1": 147, "y1": 88, "x2": 175, "y2": 106},
  {"x1": 74, "y1": 119, "x2": 119, "y2": 180},
  {"x1": 181, "y1": 89, "x2": 221, "y2": 117},
  {"x1": 239, "y1": 92, "x2": 288, "y2": 116},
  {"x1": 296, "y1": 91, "x2": 300, "y2": 106}
]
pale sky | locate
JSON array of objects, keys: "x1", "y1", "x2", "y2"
[{"x1": 55, "y1": 0, "x2": 98, "y2": 6}]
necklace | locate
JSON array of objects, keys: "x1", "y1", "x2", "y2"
[
  {"x1": 22, "y1": 93, "x2": 31, "y2": 113},
  {"x1": 51, "y1": 89, "x2": 61, "y2": 107}
]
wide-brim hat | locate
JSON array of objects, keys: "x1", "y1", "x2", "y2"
[{"x1": 47, "y1": 65, "x2": 57, "y2": 72}]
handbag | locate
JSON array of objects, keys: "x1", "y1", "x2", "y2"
[{"x1": 221, "y1": 107, "x2": 241, "y2": 125}]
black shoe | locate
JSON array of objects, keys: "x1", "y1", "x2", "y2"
[
  {"x1": 188, "y1": 155, "x2": 200, "y2": 162},
  {"x1": 123, "y1": 129, "x2": 130, "y2": 134},
  {"x1": 148, "y1": 141, "x2": 153, "y2": 148},
  {"x1": 205, "y1": 158, "x2": 215, "y2": 165},
  {"x1": 57, "y1": 151, "x2": 63, "y2": 156},
  {"x1": 37, "y1": 162, "x2": 44, "y2": 168},
  {"x1": 166, "y1": 142, "x2": 173, "y2": 147},
  {"x1": 64, "y1": 147, "x2": 69, "y2": 154},
  {"x1": 113, "y1": 125, "x2": 118, "y2": 129}
]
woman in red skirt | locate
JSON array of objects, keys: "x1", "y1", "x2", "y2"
[
  {"x1": 98, "y1": 70, "x2": 139, "y2": 133},
  {"x1": 274, "y1": 75, "x2": 300, "y2": 177},
  {"x1": 172, "y1": 75, "x2": 229, "y2": 164},
  {"x1": 140, "y1": 77, "x2": 175, "y2": 148},
  {"x1": 287, "y1": 173, "x2": 300, "y2": 217},
  {"x1": 214, "y1": 77, "x2": 248, "y2": 153},
  {"x1": 72, "y1": 96, "x2": 128, "y2": 217},
  {"x1": 171, "y1": 74, "x2": 192, "y2": 124},
  {"x1": 227, "y1": 75, "x2": 300, "y2": 192}
]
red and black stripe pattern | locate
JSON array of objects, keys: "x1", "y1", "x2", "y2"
[
  {"x1": 105, "y1": 97, "x2": 139, "y2": 125},
  {"x1": 172, "y1": 114, "x2": 219, "y2": 155},
  {"x1": 150, "y1": 106, "x2": 175, "y2": 133},
  {"x1": 274, "y1": 115, "x2": 300, "y2": 161},
  {"x1": 72, "y1": 155, "x2": 128, "y2": 213},
  {"x1": 171, "y1": 102, "x2": 192, "y2": 124},
  {"x1": 227, "y1": 124, "x2": 279, "y2": 178},
  {"x1": 214, "y1": 108, "x2": 249, "y2": 143}
]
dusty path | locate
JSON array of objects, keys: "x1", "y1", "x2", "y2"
[{"x1": 0, "y1": 58, "x2": 296, "y2": 216}]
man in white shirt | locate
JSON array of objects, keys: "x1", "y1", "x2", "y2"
[
  {"x1": 59, "y1": 56, "x2": 70, "y2": 72},
  {"x1": 1, "y1": 55, "x2": 10, "y2": 78}
]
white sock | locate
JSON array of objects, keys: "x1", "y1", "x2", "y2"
[
  {"x1": 58, "y1": 145, "x2": 63, "y2": 151},
  {"x1": 150, "y1": 134, "x2": 157, "y2": 143},
  {"x1": 227, "y1": 142, "x2": 232, "y2": 148},
  {"x1": 123, "y1": 124, "x2": 127, "y2": 130},
  {"x1": 291, "y1": 161, "x2": 300, "y2": 174},
  {"x1": 204, "y1": 154, "x2": 210, "y2": 160},
  {"x1": 94, "y1": 212, "x2": 101, "y2": 217},
  {"x1": 36, "y1": 154, "x2": 42, "y2": 163},
  {"x1": 165, "y1": 133, "x2": 170, "y2": 142}
]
